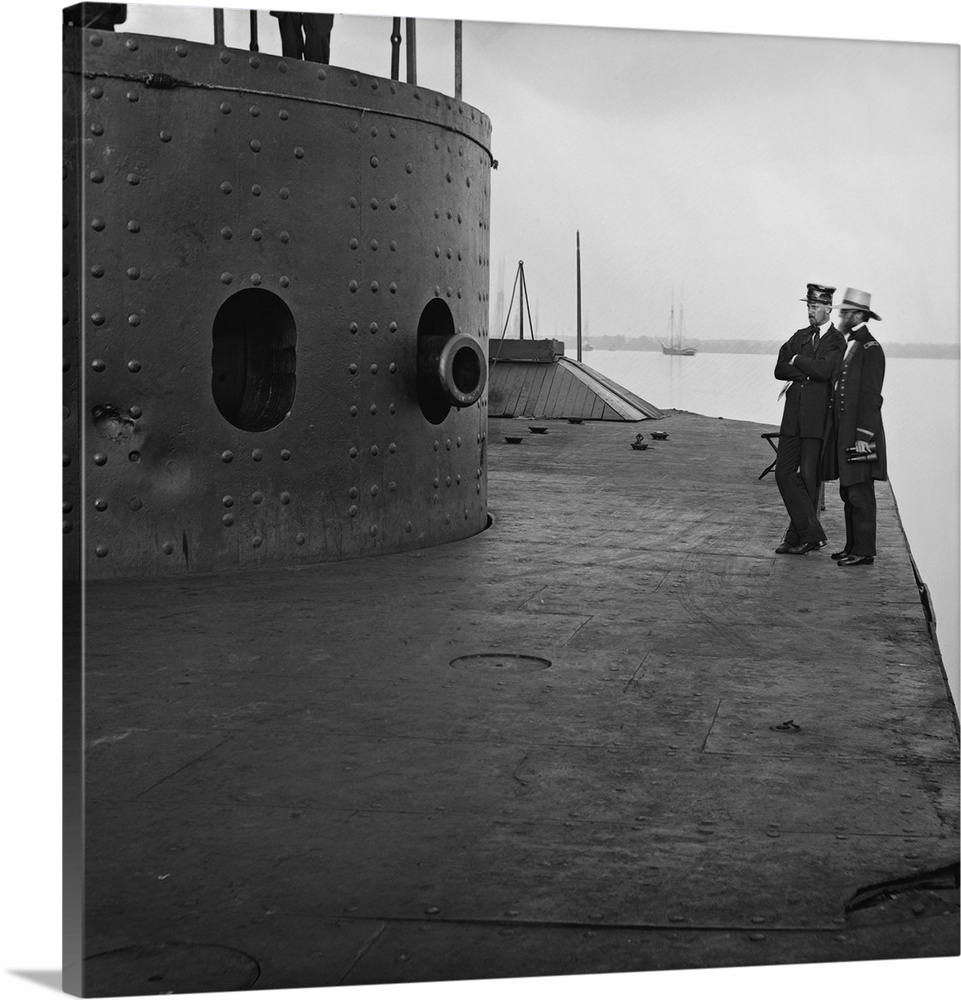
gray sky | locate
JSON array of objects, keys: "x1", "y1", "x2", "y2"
[{"x1": 115, "y1": 2, "x2": 959, "y2": 346}]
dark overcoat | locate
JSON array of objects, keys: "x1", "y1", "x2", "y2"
[
  {"x1": 821, "y1": 327, "x2": 887, "y2": 485},
  {"x1": 775, "y1": 324, "x2": 846, "y2": 438}
]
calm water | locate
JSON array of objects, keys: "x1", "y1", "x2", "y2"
[{"x1": 585, "y1": 350, "x2": 960, "y2": 707}]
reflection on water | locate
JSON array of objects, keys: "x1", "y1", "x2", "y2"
[{"x1": 586, "y1": 350, "x2": 960, "y2": 707}]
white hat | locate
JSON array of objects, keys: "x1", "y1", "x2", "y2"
[{"x1": 835, "y1": 287, "x2": 881, "y2": 321}]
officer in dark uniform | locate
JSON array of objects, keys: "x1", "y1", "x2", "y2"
[
  {"x1": 821, "y1": 288, "x2": 887, "y2": 566},
  {"x1": 773, "y1": 283, "x2": 846, "y2": 554}
]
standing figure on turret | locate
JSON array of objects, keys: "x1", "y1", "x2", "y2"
[
  {"x1": 821, "y1": 288, "x2": 887, "y2": 566},
  {"x1": 773, "y1": 283, "x2": 846, "y2": 555}
]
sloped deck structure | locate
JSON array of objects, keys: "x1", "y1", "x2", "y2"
[
  {"x1": 74, "y1": 411, "x2": 958, "y2": 996},
  {"x1": 488, "y1": 339, "x2": 664, "y2": 421}
]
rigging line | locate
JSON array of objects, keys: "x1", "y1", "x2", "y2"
[{"x1": 490, "y1": 264, "x2": 522, "y2": 376}]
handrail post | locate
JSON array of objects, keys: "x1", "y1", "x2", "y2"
[
  {"x1": 390, "y1": 17, "x2": 401, "y2": 81},
  {"x1": 405, "y1": 18, "x2": 417, "y2": 85},
  {"x1": 249, "y1": 10, "x2": 259, "y2": 52},
  {"x1": 454, "y1": 20, "x2": 462, "y2": 100},
  {"x1": 213, "y1": 9, "x2": 224, "y2": 47}
]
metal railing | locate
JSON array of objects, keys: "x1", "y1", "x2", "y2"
[{"x1": 209, "y1": 10, "x2": 463, "y2": 98}]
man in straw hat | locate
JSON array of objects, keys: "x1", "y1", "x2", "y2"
[
  {"x1": 773, "y1": 283, "x2": 846, "y2": 554},
  {"x1": 821, "y1": 288, "x2": 887, "y2": 566}
]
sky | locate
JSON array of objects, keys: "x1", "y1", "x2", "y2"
[
  {"x1": 3, "y1": 6, "x2": 957, "y2": 1000},
  {"x1": 110, "y1": 1, "x2": 959, "y2": 347}
]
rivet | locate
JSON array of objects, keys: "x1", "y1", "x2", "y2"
[
  {"x1": 127, "y1": 267, "x2": 141, "y2": 280},
  {"x1": 221, "y1": 272, "x2": 233, "y2": 284},
  {"x1": 296, "y1": 533, "x2": 306, "y2": 545},
  {"x1": 369, "y1": 525, "x2": 378, "y2": 537},
  {"x1": 280, "y1": 276, "x2": 290, "y2": 287},
  {"x1": 249, "y1": 104, "x2": 261, "y2": 117},
  {"x1": 252, "y1": 536, "x2": 263, "y2": 548},
  {"x1": 279, "y1": 231, "x2": 290, "y2": 243},
  {"x1": 277, "y1": 61, "x2": 288, "y2": 74},
  {"x1": 349, "y1": 281, "x2": 358, "y2": 293},
  {"x1": 220, "y1": 50, "x2": 231, "y2": 63},
  {"x1": 280, "y1": 492, "x2": 291, "y2": 504},
  {"x1": 221, "y1": 450, "x2": 234, "y2": 463},
  {"x1": 251, "y1": 185, "x2": 262, "y2": 196},
  {"x1": 370, "y1": 155, "x2": 379, "y2": 168},
  {"x1": 220, "y1": 181, "x2": 233, "y2": 194},
  {"x1": 389, "y1": 322, "x2": 398, "y2": 332},
  {"x1": 128, "y1": 451, "x2": 141, "y2": 463},
  {"x1": 279, "y1": 187, "x2": 289, "y2": 199},
  {"x1": 252, "y1": 492, "x2": 264, "y2": 504},
  {"x1": 389, "y1": 282, "x2": 397, "y2": 294},
  {"x1": 390, "y1": 240, "x2": 398, "y2": 251},
  {"x1": 280, "y1": 449, "x2": 291, "y2": 461},
  {"x1": 127, "y1": 360, "x2": 142, "y2": 373},
  {"x1": 160, "y1": 130, "x2": 172, "y2": 142},
  {"x1": 129, "y1": 405, "x2": 142, "y2": 418},
  {"x1": 222, "y1": 513, "x2": 234, "y2": 526},
  {"x1": 369, "y1": 364, "x2": 378, "y2": 375},
  {"x1": 249, "y1": 55, "x2": 260, "y2": 68},
  {"x1": 162, "y1": 541, "x2": 175, "y2": 554},
  {"x1": 94, "y1": 498, "x2": 108, "y2": 511},
  {"x1": 370, "y1": 198, "x2": 379, "y2": 210},
  {"x1": 222, "y1": 496, "x2": 234, "y2": 508},
  {"x1": 91, "y1": 217, "x2": 105, "y2": 232},
  {"x1": 389, "y1": 197, "x2": 398, "y2": 210},
  {"x1": 370, "y1": 445, "x2": 379, "y2": 456},
  {"x1": 348, "y1": 364, "x2": 358, "y2": 375},
  {"x1": 128, "y1": 314, "x2": 141, "y2": 326},
  {"x1": 349, "y1": 447, "x2": 359, "y2": 459},
  {"x1": 388, "y1": 363, "x2": 397, "y2": 374},
  {"x1": 90, "y1": 122, "x2": 104, "y2": 137},
  {"x1": 251, "y1": 449, "x2": 263, "y2": 461},
  {"x1": 390, "y1": 127, "x2": 397, "y2": 138},
  {"x1": 388, "y1": 443, "x2": 397, "y2": 453},
  {"x1": 127, "y1": 220, "x2": 140, "y2": 233},
  {"x1": 370, "y1": 239, "x2": 379, "y2": 251},
  {"x1": 369, "y1": 404, "x2": 377, "y2": 415},
  {"x1": 63, "y1": 454, "x2": 71, "y2": 467},
  {"x1": 220, "y1": 101, "x2": 232, "y2": 114},
  {"x1": 221, "y1": 227, "x2": 233, "y2": 239},
  {"x1": 90, "y1": 85, "x2": 103, "y2": 98},
  {"x1": 294, "y1": 147, "x2": 304, "y2": 159},
  {"x1": 349, "y1": 74, "x2": 359, "y2": 86},
  {"x1": 370, "y1": 281, "x2": 379, "y2": 292},
  {"x1": 349, "y1": 322, "x2": 359, "y2": 334},
  {"x1": 251, "y1": 273, "x2": 262, "y2": 286},
  {"x1": 279, "y1": 109, "x2": 289, "y2": 120},
  {"x1": 95, "y1": 545, "x2": 109, "y2": 558},
  {"x1": 349, "y1": 505, "x2": 358, "y2": 517},
  {"x1": 92, "y1": 452, "x2": 107, "y2": 466},
  {"x1": 369, "y1": 322, "x2": 378, "y2": 334},
  {"x1": 128, "y1": 497, "x2": 143, "y2": 511},
  {"x1": 91, "y1": 312, "x2": 105, "y2": 326},
  {"x1": 369, "y1": 485, "x2": 379, "y2": 497},
  {"x1": 405, "y1": 522, "x2": 413, "y2": 532},
  {"x1": 89, "y1": 170, "x2": 104, "y2": 184},
  {"x1": 250, "y1": 139, "x2": 261, "y2": 153},
  {"x1": 91, "y1": 358, "x2": 106, "y2": 371},
  {"x1": 175, "y1": 43, "x2": 188, "y2": 57}
]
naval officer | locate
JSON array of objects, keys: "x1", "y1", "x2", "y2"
[
  {"x1": 773, "y1": 283, "x2": 846, "y2": 554},
  {"x1": 821, "y1": 288, "x2": 887, "y2": 566}
]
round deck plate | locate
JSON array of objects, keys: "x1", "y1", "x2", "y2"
[
  {"x1": 449, "y1": 653, "x2": 552, "y2": 672},
  {"x1": 83, "y1": 942, "x2": 261, "y2": 996}
]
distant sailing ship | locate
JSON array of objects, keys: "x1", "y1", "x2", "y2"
[{"x1": 660, "y1": 300, "x2": 697, "y2": 356}]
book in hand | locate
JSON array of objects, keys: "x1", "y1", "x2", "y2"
[{"x1": 846, "y1": 445, "x2": 877, "y2": 463}]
